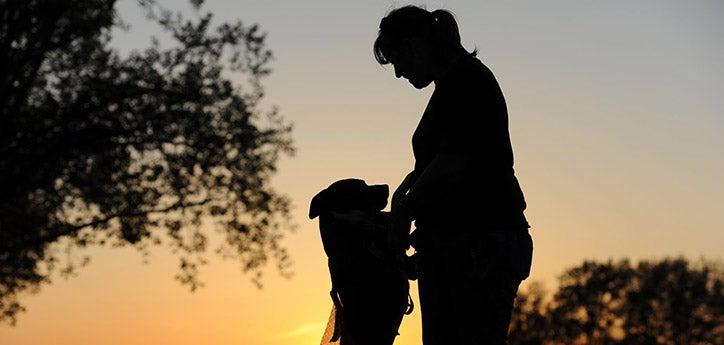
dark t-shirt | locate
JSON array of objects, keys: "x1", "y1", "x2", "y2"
[{"x1": 411, "y1": 54, "x2": 529, "y2": 229}]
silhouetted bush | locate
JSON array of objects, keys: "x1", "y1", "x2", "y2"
[{"x1": 508, "y1": 257, "x2": 723, "y2": 344}]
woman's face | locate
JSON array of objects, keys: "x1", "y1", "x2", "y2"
[{"x1": 385, "y1": 41, "x2": 435, "y2": 89}]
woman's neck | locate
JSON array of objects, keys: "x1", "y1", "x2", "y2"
[{"x1": 432, "y1": 47, "x2": 467, "y2": 83}]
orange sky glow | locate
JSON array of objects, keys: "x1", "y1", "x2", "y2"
[{"x1": 1, "y1": 1, "x2": 723, "y2": 344}]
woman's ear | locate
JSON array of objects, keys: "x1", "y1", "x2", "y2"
[{"x1": 309, "y1": 189, "x2": 329, "y2": 219}]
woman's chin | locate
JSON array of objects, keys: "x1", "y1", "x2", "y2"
[{"x1": 410, "y1": 78, "x2": 432, "y2": 89}]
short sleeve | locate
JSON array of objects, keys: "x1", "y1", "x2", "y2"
[
  {"x1": 437, "y1": 65, "x2": 508, "y2": 156},
  {"x1": 437, "y1": 81, "x2": 485, "y2": 154}
]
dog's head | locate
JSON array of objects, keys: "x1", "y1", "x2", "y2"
[{"x1": 309, "y1": 178, "x2": 389, "y2": 219}]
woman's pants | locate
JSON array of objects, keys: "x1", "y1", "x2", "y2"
[{"x1": 415, "y1": 227, "x2": 533, "y2": 345}]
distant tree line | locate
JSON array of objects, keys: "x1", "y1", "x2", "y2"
[{"x1": 508, "y1": 257, "x2": 723, "y2": 345}]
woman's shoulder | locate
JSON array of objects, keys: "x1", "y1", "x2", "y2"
[
  {"x1": 464, "y1": 55, "x2": 499, "y2": 85},
  {"x1": 440, "y1": 54, "x2": 497, "y2": 90}
]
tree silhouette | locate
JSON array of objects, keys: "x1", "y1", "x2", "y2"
[
  {"x1": 507, "y1": 281, "x2": 553, "y2": 344},
  {"x1": 508, "y1": 257, "x2": 723, "y2": 344},
  {"x1": 0, "y1": 0, "x2": 294, "y2": 324}
]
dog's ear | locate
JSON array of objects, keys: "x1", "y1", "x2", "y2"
[{"x1": 309, "y1": 189, "x2": 329, "y2": 219}]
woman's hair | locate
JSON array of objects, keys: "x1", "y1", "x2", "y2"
[{"x1": 373, "y1": 5, "x2": 476, "y2": 65}]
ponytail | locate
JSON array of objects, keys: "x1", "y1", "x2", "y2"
[
  {"x1": 431, "y1": 9, "x2": 477, "y2": 57},
  {"x1": 431, "y1": 10, "x2": 460, "y2": 48}
]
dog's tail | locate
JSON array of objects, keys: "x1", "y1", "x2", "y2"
[{"x1": 320, "y1": 290, "x2": 344, "y2": 344}]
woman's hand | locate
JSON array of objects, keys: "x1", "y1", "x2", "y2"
[{"x1": 392, "y1": 171, "x2": 416, "y2": 212}]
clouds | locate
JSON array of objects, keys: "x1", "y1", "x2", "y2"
[{"x1": 271, "y1": 320, "x2": 327, "y2": 340}]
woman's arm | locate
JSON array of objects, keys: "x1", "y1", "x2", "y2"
[
  {"x1": 391, "y1": 170, "x2": 418, "y2": 211},
  {"x1": 388, "y1": 153, "x2": 468, "y2": 250},
  {"x1": 400, "y1": 152, "x2": 469, "y2": 217}
]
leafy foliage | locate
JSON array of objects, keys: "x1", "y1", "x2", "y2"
[
  {"x1": 508, "y1": 257, "x2": 723, "y2": 344},
  {"x1": 0, "y1": 0, "x2": 294, "y2": 324}
]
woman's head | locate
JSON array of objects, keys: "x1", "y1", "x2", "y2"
[{"x1": 374, "y1": 6, "x2": 475, "y2": 89}]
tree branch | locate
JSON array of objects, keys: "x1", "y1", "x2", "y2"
[{"x1": 2, "y1": 198, "x2": 213, "y2": 252}]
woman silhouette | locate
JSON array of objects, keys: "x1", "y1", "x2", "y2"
[{"x1": 375, "y1": 6, "x2": 533, "y2": 344}]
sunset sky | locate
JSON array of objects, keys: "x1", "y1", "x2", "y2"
[{"x1": 1, "y1": 1, "x2": 723, "y2": 344}]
